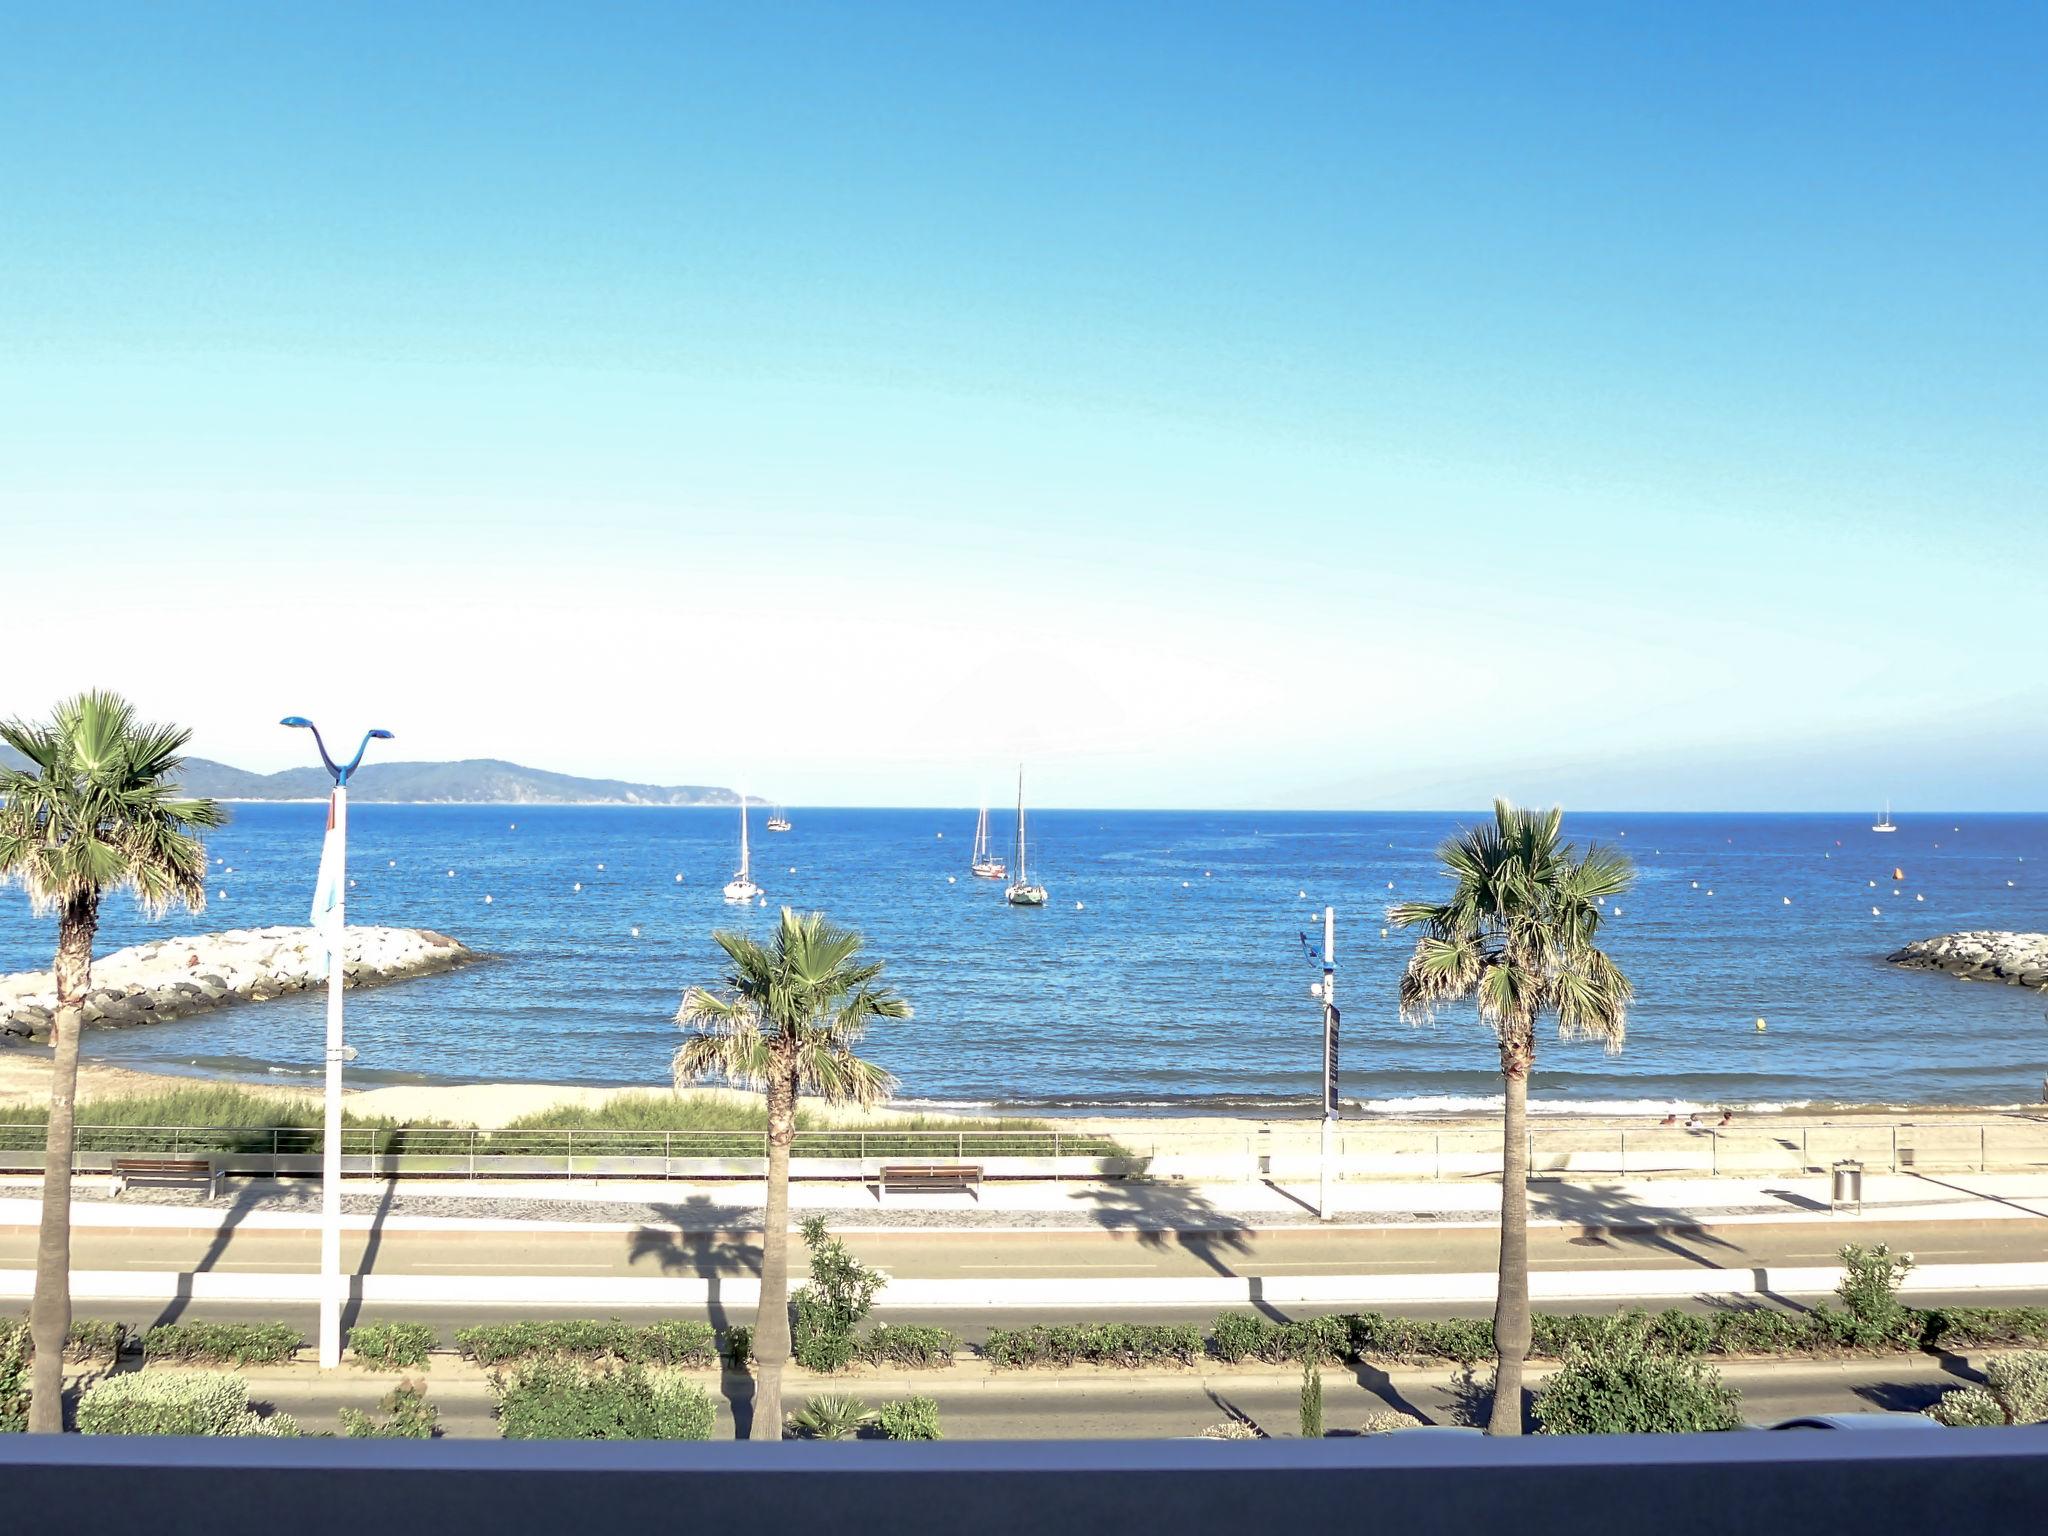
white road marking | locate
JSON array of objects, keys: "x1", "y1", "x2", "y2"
[{"x1": 958, "y1": 1263, "x2": 1160, "y2": 1271}]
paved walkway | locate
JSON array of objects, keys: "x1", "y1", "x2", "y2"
[{"x1": 5, "y1": 1169, "x2": 2047, "y2": 1233}]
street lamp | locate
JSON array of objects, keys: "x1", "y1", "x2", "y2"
[
  {"x1": 1299, "y1": 908, "x2": 1340, "y2": 1221},
  {"x1": 282, "y1": 717, "x2": 392, "y2": 1369}
]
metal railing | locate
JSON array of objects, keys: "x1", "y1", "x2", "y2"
[{"x1": 1, "y1": 1118, "x2": 2045, "y2": 1179}]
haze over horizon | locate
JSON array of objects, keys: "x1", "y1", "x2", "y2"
[{"x1": 4, "y1": 5, "x2": 2042, "y2": 811}]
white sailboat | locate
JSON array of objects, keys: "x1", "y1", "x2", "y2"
[
  {"x1": 970, "y1": 804, "x2": 1008, "y2": 880},
  {"x1": 1872, "y1": 801, "x2": 1897, "y2": 833},
  {"x1": 1004, "y1": 767, "x2": 1048, "y2": 907},
  {"x1": 765, "y1": 806, "x2": 792, "y2": 833},
  {"x1": 723, "y1": 793, "x2": 764, "y2": 903}
]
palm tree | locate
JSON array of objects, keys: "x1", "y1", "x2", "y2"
[
  {"x1": 0, "y1": 691, "x2": 224, "y2": 1432},
  {"x1": 1389, "y1": 800, "x2": 1632, "y2": 1435},
  {"x1": 674, "y1": 907, "x2": 909, "y2": 1439}
]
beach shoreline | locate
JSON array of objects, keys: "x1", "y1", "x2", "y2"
[{"x1": 1, "y1": 1048, "x2": 2040, "y2": 1134}]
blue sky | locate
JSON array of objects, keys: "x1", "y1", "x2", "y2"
[{"x1": 1, "y1": 4, "x2": 2042, "y2": 808}]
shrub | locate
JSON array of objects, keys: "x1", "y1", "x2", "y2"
[
  {"x1": 76, "y1": 1371, "x2": 300, "y2": 1436},
  {"x1": 787, "y1": 1394, "x2": 875, "y2": 1440},
  {"x1": 455, "y1": 1319, "x2": 716, "y2": 1368},
  {"x1": 1210, "y1": 1312, "x2": 1272, "y2": 1364},
  {"x1": 981, "y1": 1323, "x2": 1204, "y2": 1370},
  {"x1": 339, "y1": 1380, "x2": 439, "y2": 1438},
  {"x1": 726, "y1": 1325, "x2": 753, "y2": 1368},
  {"x1": 141, "y1": 1321, "x2": 302, "y2": 1366},
  {"x1": 1928, "y1": 1387, "x2": 2007, "y2": 1428},
  {"x1": 1346, "y1": 1312, "x2": 1491, "y2": 1366},
  {"x1": 0, "y1": 1324, "x2": 26, "y2": 1433},
  {"x1": 1919, "y1": 1307, "x2": 2048, "y2": 1352},
  {"x1": 793, "y1": 1218, "x2": 887, "y2": 1374},
  {"x1": 1299, "y1": 1358, "x2": 1324, "y2": 1438},
  {"x1": 492, "y1": 1359, "x2": 717, "y2": 1440},
  {"x1": 860, "y1": 1325, "x2": 959, "y2": 1369},
  {"x1": 1359, "y1": 1410, "x2": 1425, "y2": 1435},
  {"x1": 876, "y1": 1394, "x2": 943, "y2": 1440},
  {"x1": 1834, "y1": 1243, "x2": 1917, "y2": 1347},
  {"x1": 1704, "y1": 1308, "x2": 1814, "y2": 1357},
  {"x1": 348, "y1": 1322, "x2": 438, "y2": 1370},
  {"x1": 1201, "y1": 1418, "x2": 1260, "y2": 1439},
  {"x1": 1986, "y1": 1351, "x2": 2048, "y2": 1425},
  {"x1": 1533, "y1": 1317, "x2": 1743, "y2": 1435}
]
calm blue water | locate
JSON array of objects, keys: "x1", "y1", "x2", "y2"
[{"x1": 3, "y1": 805, "x2": 2045, "y2": 1114}]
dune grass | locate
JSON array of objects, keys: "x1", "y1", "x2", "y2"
[{"x1": 0, "y1": 1086, "x2": 1123, "y2": 1157}]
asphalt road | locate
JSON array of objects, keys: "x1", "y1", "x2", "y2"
[{"x1": 7, "y1": 1212, "x2": 2043, "y2": 1283}]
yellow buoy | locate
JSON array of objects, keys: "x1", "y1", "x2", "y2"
[{"x1": 1755, "y1": 1018, "x2": 1767, "y2": 1032}]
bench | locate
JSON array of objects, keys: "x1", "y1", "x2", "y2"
[
  {"x1": 111, "y1": 1157, "x2": 219, "y2": 1200},
  {"x1": 877, "y1": 1164, "x2": 982, "y2": 1202}
]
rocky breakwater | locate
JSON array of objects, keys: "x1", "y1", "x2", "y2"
[
  {"x1": 1887, "y1": 931, "x2": 2048, "y2": 991},
  {"x1": 0, "y1": 926, "x2": 478, "y2": 1040}
]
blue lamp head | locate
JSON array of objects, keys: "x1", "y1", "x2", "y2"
[
  {"x1": 280, "y1": 716, "x2": 313, "y2": 729},
  {"x1": 367, "y1": 729, "x2": 394, "y2": 740}
]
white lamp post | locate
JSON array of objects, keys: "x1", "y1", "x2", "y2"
[{"x1": 281, "y1": 716, "x2": 392, "y2": 1369}]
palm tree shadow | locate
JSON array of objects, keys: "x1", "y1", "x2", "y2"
[
  {"x1": 1066, "y1": 1181, "x2": 1256, "y2": 1282},
  {"x1": 340, "y1": 1172, "x2": 400, "y2": 1335},
  {"x1": 1527, "y1": 1181, "x2": 1742, "y2": 1270},
  {"x1": 148, "y1": 1178, "x2": 274, "y2": 1328},
  {"x1": 628, "y1": 1195, "x2": 764, "y2": 1436}
]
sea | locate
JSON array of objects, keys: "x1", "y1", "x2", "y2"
[{"x1": 2, "y1": 805, "x2": 2044, "y2": 1117}]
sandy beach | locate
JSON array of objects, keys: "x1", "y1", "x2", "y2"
[{"x1": 1, "y1": 1045, "x2": 2039, "y2": 1136}]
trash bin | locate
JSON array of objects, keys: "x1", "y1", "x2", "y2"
[{"x1": 1831, "y1": 1160, "x2": 1863, "y2": 1211}]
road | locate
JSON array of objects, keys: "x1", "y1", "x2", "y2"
[{"x1": 6, "y1": 1211, "x2": 2044, "y2": 1284}]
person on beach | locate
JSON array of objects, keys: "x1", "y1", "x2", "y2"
[
  {"x1": 1719, "y1": 1110, "x2": 1734, "y2": 1127},
  {"x1": 1684, "y1": 1113, "x2": 1703, "y2": 1131},
  {"x1": 1659, "y1": 1113, "x2": 1677, "y2": 1126}
]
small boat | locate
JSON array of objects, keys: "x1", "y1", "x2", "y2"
[
  {"x1": 1873, "y1": 802, "x2": 1897, "y2": 833},
  {"x1": 765, "y1": 806, "x2": 792, "y2": 833},
  {"x1": 970, "y1": 804, "x2": 1008, "y2": 880},
  {"x1": 1005, "y1": 766, "x2": 1048, "y2": 907},
  {"x1": 723, "y1": 792, "x2": 764, "y2": 904}
]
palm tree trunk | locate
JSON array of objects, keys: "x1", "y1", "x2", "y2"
[
  {"x1": 29, "y1": 895, "x2": 95, "y2": 1433},
  {"x1": 750, "y1": 1065, "x2": 797, "y2": 1440},
  {"x1": 1489, "y1": 1041, "x2": 1532, "y2": 1436}
]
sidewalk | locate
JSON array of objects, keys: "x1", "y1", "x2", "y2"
[{"x1": 5, "y1": 1169, "x2": 2048, "y2": 1235}]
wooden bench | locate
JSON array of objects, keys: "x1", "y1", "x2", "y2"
[
  {"x1": 111, "y1": 1157, "x2": 219, "y2": 1200},
  {"x1": 877, "y1": 1164, "x2": 982, "y2": 1202}
]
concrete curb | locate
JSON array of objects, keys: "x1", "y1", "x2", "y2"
[{"x1": 10, "y1": 1259, "x2": 2048, "y2": 1308}]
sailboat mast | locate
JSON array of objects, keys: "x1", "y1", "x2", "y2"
[
  {"x1": 1014, "y1": 767, "x2": 1027, "y2": 884},
  {"x1": 738, "y1": 792, "x2": 750, "y2": 878}
]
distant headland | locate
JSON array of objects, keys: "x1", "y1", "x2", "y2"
[{"x1": 0, "y1": 746, "x2": 751, "y2": 806}]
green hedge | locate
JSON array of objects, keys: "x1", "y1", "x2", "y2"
[
  {"x1": 491, "y1": 1360, "x2": 717, "y2": 1440},
  {"x1": 340, "y1": 1381, "x2": 440, "y2": 1438},
  {"x1": 877, "y1": 1394, "x2": 943, "y2": 1440},
  {"x1": 982, "y1": 1323, "x2": 1204, "y2": 1369},
  {"x1": 456, "y1": 1319, "x2": 717, "y2": 1368},
  {"x1": 0, "y1": 1317, "x2": 128, "y2": 1364},
  {"x1": 141, "y1": 1321, "x2": 302, "y2": 1366},
  {"x1": 861, "y1": 1324, "x2": 960, "y2": 1369},
  {"x1": 347, "y1": 1322, "x2": 438, "y2": 1370}
]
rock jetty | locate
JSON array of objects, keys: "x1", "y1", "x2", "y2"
[
  {"x1": 0, "y1": 926, "x2": 477, "y2": 1040},
  {"x1": 1887, "y1": 932, "x2": 2048, "y2": 990}
]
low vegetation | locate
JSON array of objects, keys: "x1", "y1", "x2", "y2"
[
  {"x1": 1533, "y1": 1315, "x2": 1744, "y2": 1434},
  {"x1": 490, "y1": 1359, "x2": 717, "y2": 1440},
  {"x1": 0, "y1": 1325, "x2": 27, "y2": 1432},
  {"x1": 340, "y1": 1381, "x2": 439, "y2": 1438},
  {"x1": 1928, "y1": 1351, "x2": 2048, "y2": 1427},
  {"x1": 786, "y1": 1393, "x2": 874, "y2": 1440},
  {"x1": 454, "y1": 1319, "x2": 717, "y2": 1368},
  {"x1": 141, "y1": 1321, "x2": 302, "y2": 1366},
  {"x1": 876, "y1": 1394, "x2": 943, "y2": 1440},
  {"x1": 981, "y1": 1323, "x2": 1205, "y2": 1369},
  {"x1": 1298, "y1": 1358, "x2": 1324, "y2": 1437},
  {"x1": 75, "y1": 1371, "x2": 301, "y2": 1436},
  {"x1": 0, "y1": 1316, "x2": 128, "y2": 1365},
  {"x1": 347, "y1": 1321, "x2": 438, "y2": 1370}
]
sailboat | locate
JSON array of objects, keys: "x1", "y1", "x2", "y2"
[
  {"x1": 723, "y1": 793, "x2": 764, "y2": 903},
  {"x1": 1004, "y1": 767, "x2": 1048, "y2": 907},
  {"x1": 765, "y1": 806, "x2": 792, "y2": 833},
  {"x1": 1872, "y1": 801, "x2": 1897, "y2": 833},
  {"x1": 970, "y1": 804, "x2": 1008, "y2": 880}
]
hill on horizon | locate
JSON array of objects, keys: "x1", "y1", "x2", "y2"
[{"x1": 0, "y1": 746, "x2": 747, "y2": 806}]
